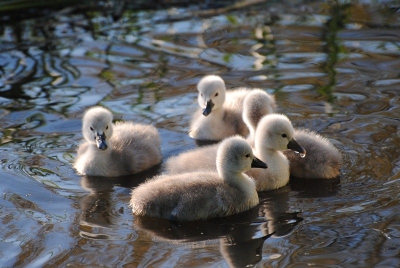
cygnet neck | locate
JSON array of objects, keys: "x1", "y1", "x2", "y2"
[
  {"x1": 211, "y1": 106, "x2": 224, "y2": 117},
  {"x1": 217, "y1": 161, "x2": 241, "y2": 181},
  {"x1": 254, "y1": 140, "x2": 290, "y2": 187},
  {"x1": 243, "y1": 115, "x2": 257, "y2": 136},
  {"x1": 254, "y1": 135, "x2": 281, "y2": 162},
  {"x1": 246, "y1": 130, "x2": 256, "y2": 148}
]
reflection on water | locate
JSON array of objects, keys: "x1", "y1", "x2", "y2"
[
  {"x1": 1, "y1": 0, "x2": 400, "y2": 267},
  {"x1": 79, "y1": 165, "x2": 162, "y2": 229},
  {"x1": 319, "y1": 2, "x2": 350, "y2": 103}
]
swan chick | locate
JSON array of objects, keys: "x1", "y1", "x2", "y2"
[
  {"x1": 283, "y1": 129, "x2": 341, "y2": 179},
  {"x1": 130, "y1": 136, "x2": 267, "y2": 221},
  {"x1": 246, "y1": 114, "x2": 305, "y2": 191},
  {"x1": 243, "y1": 92, "x2": 341, "y2": 179},
  {"x1": 189, "y1": 75, "x2": 251, "y2": 141},
  {"x1": 74, "y1": 106, "x2": 162, "y2": 177}
]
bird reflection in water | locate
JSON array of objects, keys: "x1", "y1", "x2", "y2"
[{"x1": 78, "y1": 164, "x2": 162, "y2": 238}]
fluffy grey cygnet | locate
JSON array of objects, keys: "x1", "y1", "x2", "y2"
[
  {"x1": 245, "y1": 114, "x2": 305, "y2": 190},
  {"x1": 242, "y1": 94, "x2": 341, "y2": 179},
  {"x1": 74, "y1": 106, "x2": 162, "y2": 177},
  {"x1": 130, "y1": 136, "x2": 267, "y2": 221},
  {"x1": 243, "y1": 94, "x2": 341, "y2": 179},
  {"x1": 190, "y1": 75, "x2": 275, "y2": 141}
]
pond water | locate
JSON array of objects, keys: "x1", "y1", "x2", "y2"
[{"x1": 1, "y1": 0, "x2": 400, "y2": 267}]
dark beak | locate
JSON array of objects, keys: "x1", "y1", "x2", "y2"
[
  {"x1": 251, "y1": 156, "x2": 268, "y2": 169},
  {"x1": 287, "y1": 138, "x2": 306, "y2": 155},
  {"x1": 96, "y1": 133, "x2": 108, "y2": 151},
  {"x1": 202, "y1": 100, "x2": 214, "y2": 116}
]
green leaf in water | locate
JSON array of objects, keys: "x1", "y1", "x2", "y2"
[
  {"x1": 226, "y1": 15, "x2": 238, "y2": 25},
  {"x1": 100, "y1": 70, "x2": 116, "y2": 83},
  {"x1": 223, "y1": 54, "x2": 232, "y2": 63}
]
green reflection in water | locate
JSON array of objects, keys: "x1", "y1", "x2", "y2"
[{"x1": 319, "y1": 0, "x2": 351, "y2": 103}]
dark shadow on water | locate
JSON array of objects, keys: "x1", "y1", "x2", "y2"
[
  {"x1": 194, "y1": 139, "x2": 221, "y2": 147},
  {"x1": 80, "y1": 163, "x2": 163, "y2": 190},
  {"x1": 79, "y1": 164, "x2": 162, "y2": 231},
  {"x1": 257, "y1": 185, "x2": 304, "y2": 238},
  {"x1": 289, "y1": 176, "x2": 341, "y2": 198}
]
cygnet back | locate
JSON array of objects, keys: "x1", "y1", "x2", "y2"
[{"x1": 165, "y1": 143, "x2": 219, "y2": 175}]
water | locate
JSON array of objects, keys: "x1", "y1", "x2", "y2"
[{"x1": 1, "y1": 0, "x2": 400, "y2": 267}]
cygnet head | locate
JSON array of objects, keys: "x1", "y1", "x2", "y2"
[
  {"x1": 255, "y1": 114, "x2": 306, "y2": 155},
  {"x1": 243, "y1": 89, "x2": 276, "y2": 135},
  {"x1": 197, "y1": 75, "x2": 227, "y2": 116},
  {"x1": 216, "y1": 136, "x2": 267, "y2": 177},
  {"x1": 82, "y1": 106, "x2": 114, "y2": 151}
]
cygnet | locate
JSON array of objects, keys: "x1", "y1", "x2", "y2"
[
  {"x1": 246, "y1": 114, "x2": 305, "y2": 190},
  {"x1": 130, "y1": 136, "x2": 267, "y2": 221},
  {"x1": 241, "y1": 96, "x2": 341, "y2": 179},
  {"x1": 74, "y1": 106, "x2": 162, "y2": 177},
  {"x1": 189, "y1": 75, "x2": 275, "y2": 141}
]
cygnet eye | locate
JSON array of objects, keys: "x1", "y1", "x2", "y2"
[
  {"x1": 90, "y1": 127, "x2": 94, "y2": 131},
  {"x1": 245, "y1": 153, "x2": 250, "y2": 158},
  {"x1": 215, "y1": 92, "x2": 219, "y2": 97},
  {"x1": 106, "y1": 125, "x2": 108, "y2": 130},
  {"x1": 282, "y1": 134, "x2": 287, "y2": 138}
]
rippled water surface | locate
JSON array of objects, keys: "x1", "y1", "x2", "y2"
[{"x1": 1, "y1": 0, "x2": 400, "y2": 267}]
